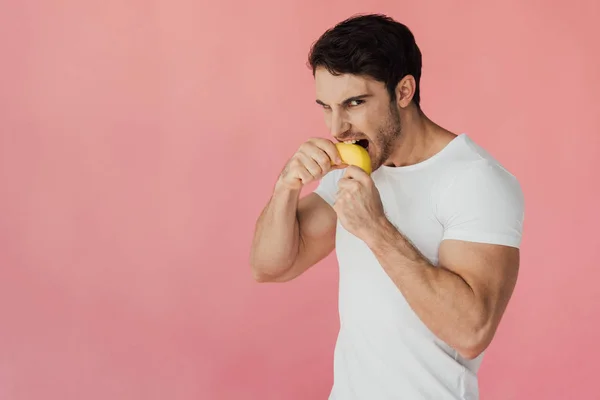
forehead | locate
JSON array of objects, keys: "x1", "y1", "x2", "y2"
[{"x1": 314, "y1": 67, "x2": 387, "y2": 103}]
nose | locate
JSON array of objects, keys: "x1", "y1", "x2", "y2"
[{"x1": 329, "y1": 110, "x2": 350, "y2": 138}]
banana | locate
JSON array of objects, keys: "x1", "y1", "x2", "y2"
[{"x1": 334, "y1": 142, "x2": 372, "y2": 175}]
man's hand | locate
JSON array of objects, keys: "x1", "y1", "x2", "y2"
[
  {"x1": 333, "y1": 166, "x2": 386, "y2": 241},
  {"x1": 277, "y1": 138, "x2": 346, "y2": 191}
]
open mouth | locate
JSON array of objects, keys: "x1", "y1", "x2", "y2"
[{"x1": 343, "y1": 139, "x2": 369, "y2": 150}]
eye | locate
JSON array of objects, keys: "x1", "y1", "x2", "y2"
[{"x1": 348, "y1": 99, "x2": 364, "y2": 107}]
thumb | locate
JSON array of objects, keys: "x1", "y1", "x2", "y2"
[{"x1": 331, "y1": 162, "x2": 349, "y2": 170}]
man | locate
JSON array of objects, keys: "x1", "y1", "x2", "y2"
[{"x1": 249, "y1": 13, "x2": 524, "y2": 400}]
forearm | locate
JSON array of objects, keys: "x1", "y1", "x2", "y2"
[
  {"x1": 250, "y1": 183, "x2": 301, "y2": 279},
  {"x1": 365, "y1": 219, "x2": 488, "y2": 357}
]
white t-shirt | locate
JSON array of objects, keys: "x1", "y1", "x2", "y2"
[{"x1": 313, "y1": 133, "x2": 524, "y2": 400}]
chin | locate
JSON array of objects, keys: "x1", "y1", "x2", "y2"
[{"x1": 367, "y1": 148, "x2": 380, "y2": 170}]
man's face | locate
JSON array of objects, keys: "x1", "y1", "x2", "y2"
[{"x1": 314, "y1": 67, "x2": 401, "y2": 171}]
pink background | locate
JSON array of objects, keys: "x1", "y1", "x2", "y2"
[{"x1": 1, "y1": 1, "x2": 599, "y2": 399}]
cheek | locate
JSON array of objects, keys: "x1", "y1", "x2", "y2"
[{"x1": 349, "y1": 109, "x2": 372, "y2": 134}]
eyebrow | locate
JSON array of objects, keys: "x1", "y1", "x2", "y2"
[{"x1": 316, "y1": 94, "x2": 372, "y2": 107}]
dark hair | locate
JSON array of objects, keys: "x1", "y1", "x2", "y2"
[{"x1": 308, "y1": 14, "x2": 422, "y2": 108}]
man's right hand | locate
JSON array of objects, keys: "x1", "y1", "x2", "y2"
[{"x1": 277, "y1": 138, "x2": 346, "y2": 191}]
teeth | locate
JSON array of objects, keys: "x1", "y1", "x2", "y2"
[{"x1": 344, "y1": 140, "x2": 357, "y2": 144}]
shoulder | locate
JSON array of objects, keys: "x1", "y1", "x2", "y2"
[
  {"x1": 436, "y1": 134, "x2": 523, "y2": 204},
  {"x1": 443, "y1": 159, "x2": 523, "y2": 201},
  {"x1": 434, "y1": 145, "x2": 525, "y2": 248}
]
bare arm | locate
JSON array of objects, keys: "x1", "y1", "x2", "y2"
[
  {"x1": 366, "y1": 219, "x2": 519, "y2": 359},
  {"x1": 249, "y1": 137, "x2": 343, "y2": 283},
  {"x1": 250, "y1": 189, "x2": 336, "y2": 282},
  {"x1": 333, "y1": 165, "x2": 522, "y2": 360}
]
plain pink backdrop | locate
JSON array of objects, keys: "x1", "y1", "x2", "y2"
[{"x1": 1, "y1": 1, "x2": 599, "y2": 399}]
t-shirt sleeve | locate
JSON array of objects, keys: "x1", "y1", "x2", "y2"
[
  {"x1": 438, "y1": 162, "x2": 525, "y2": 248},
  {"x1": 313, "y1": 169, "x2": 343, "y2": 206}
]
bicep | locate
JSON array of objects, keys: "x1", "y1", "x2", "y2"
[
  {"x1": 437, "y1": 163, "x2": 524, "y2": 321},
  {"x1": 271, "y1": 193, "x2": 337, "y2": 282},
  {"x1": 439, "y1": 239, "x2": 520, "y2": 325}
]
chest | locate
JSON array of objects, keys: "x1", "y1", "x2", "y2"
[
  {"x1": 335, "y1": 174, "x2": 444, "y2": 276},
  {"x1": 333, "y1": 174, "x2": 446, "y2": 324},
  {"x1": 371, "y1": 174, "x2": 444, "y2": 265}
]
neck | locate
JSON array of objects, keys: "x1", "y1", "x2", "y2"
[{"x1": 385, "y1": 107, "x2": 456, "y2": 167}]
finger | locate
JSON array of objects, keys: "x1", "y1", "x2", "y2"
[
  {"x1": 337, "y1": 177, "x2": 356, "y2": 190},
  {"x1": 308, "y1": 147, "x2": 336, "y2": 174},
  {"x1": 343, "y1": 165, "x2": 370, "y2": 182},
  {"x1": 297, "y1": 153, "x2": 322, "y2": 178},
  {"x1": 331, "y1": 162, "x2": 349, "y2": 171},
  {"x1": 309, "y1": 138, "x2": 343, "y2": 166},
  {"x1": 297, "y1": 167, "x2": 314, "y2": 184},
  {"x1": 336, "y1": 179, "x2": 360, "y2": 199}
]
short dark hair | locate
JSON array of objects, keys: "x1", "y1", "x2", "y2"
[{"x1": 308, "y1": 14, "x2": 422, "y2": 108}]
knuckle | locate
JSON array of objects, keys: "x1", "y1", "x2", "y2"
[
  {"x1": 290, "y1": 158, "x2": 302, "y2": 169},
  {"x1": 302, "y1": 144, "x2": 317, "y2": 156},
  {"x1": 306, "y1": 138, "x2": 322, "y2": 147},
  {"x1": 299, "y1": 141, "x2": 314, "y2": 151},
  {"x1": 316, "y1": 153, "x2": 329, "y2": 166},
  {"x1": 310, "y1": 137, "x2": 332, "y2": 150}
]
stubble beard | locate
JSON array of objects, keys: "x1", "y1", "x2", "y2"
[{"x1": 372, "y1": 102, "x2": 402, "y2": 170}]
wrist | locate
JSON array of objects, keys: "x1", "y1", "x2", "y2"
[
  {"x1": 364, "y1": 216, "x2": 397, "y2": 250},
  {"x1": 273, "y1": 179, "x2": 302, "y2": 198},
  {"x1": 365, "y1": 217, "x2": 428, "y2": 266}
]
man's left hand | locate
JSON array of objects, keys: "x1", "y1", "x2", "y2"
[{"x1": 333, "y1": 166, "x2": 387, "y2": 241}]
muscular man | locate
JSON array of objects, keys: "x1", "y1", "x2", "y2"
[{"x1": 250, "y1": 13, "x2": 524, "y2": 400}]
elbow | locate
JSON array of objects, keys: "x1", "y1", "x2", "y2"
[
  {"x1": 249, "y1": 253, "x2": 271, "y2": 282},
  {"x1": 456, "y1": 327, "x2": 494, "y2": 360},
  {"x1": 457, "y1": 345, "x2": 485, "y2": 361},
  {"x1": 250, "y1": 261, "x2": 269, "y2": 282},
  {"x1": 252, "y1": 268, "x2": 272, "y2": 283},
  {"x1": 249, "y1": 253, "x2": 294, "y2": 283},
  {"x1": 250, "y1": 260, "x2": 283, "y2": 283},
  {"x1": 251, "y1": 266, "x2": 293, "y2": 283}
]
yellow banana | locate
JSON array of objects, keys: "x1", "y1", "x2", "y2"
[{"x1": 334, "y1": 142, "x2": 372, "y2": 175}]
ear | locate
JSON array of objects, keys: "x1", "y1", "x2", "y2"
[{"x1": 394, "y1": 75, "x2": 417, "y2": 109}]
